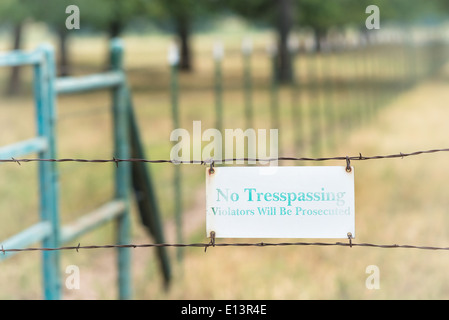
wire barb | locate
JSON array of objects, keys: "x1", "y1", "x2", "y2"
[
  {"x1": 112, "y1": 157, "x2": 119, "y2": 168},
  {"x1": 11, "y1": 157, "x2": 21, "y2": 166}
]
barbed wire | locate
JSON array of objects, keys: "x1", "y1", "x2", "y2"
[
  {"x1": 2, "y1": 146, "x2": 449, "y2": 254},
  {"x1": 1, "y1": 147, "x2": 449, "y2": 165},
  {"x1": 2, "y1": 239, "x2": 449, "y2": 255}
]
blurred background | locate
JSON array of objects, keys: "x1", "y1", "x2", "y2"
[{"x1": 2, "y1": 0, "x2": 449, "y2": 299}]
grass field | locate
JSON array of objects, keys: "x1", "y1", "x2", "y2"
[{"x1": 1, "y1": 25, "x2": 449, "y2": 299}]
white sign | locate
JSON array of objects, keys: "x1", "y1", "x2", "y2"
[{"x1": 206, "y1": 166, "x2": 355, "y2": 239}]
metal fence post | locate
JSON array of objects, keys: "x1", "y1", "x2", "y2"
[
  {"x1": 288, "y1": 37, "x2": 302, "y2": 154},
  {"x1": 34, "y1": 44, "x2": 61, "y2": 300},
  {"x1": 168, "y1": 43, "x2": 183, "y2": 262},
  {"x1": 214, "y1": 41, "x2": 224, "y2": 134},
  {"x1": 267, "y1": 42, "x2": 279, "y2": 145},
  {"x1": 242, "y1": 38, "x2": 253, "y2": 130},
  {"x1": 110, "y1": 38, "x2": 132, "y2": 299}
]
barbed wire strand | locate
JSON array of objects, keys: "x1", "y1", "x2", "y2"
[
  {"x1": 1, "y1": 147, "x2": 449, "y2": 165},
  {"x1": 2, "y1": 240, "x2": 449, "y2": 255}
]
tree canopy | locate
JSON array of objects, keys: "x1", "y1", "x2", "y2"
[{"x1": 2, "y1": 0, "x2": 448, "y2": 89}]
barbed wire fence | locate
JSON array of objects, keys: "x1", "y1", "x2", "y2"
[
  {"x1": 2, "y1": 146, "x2": 449, "y2": 254},
  {"x1": 3, "y1": 147, "x2": 449, "y2": 165}
]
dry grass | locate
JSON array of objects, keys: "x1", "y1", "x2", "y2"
[
  {"x1": 1, "y1": 28, "x2": 449, "y2": 299},
  {"x1": 142, "y1": 73, "x2": 449, "y2": 300}
]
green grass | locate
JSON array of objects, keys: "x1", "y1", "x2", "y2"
[{"x1": 0, "y1": 26, "x2": 448, "y2": 299}]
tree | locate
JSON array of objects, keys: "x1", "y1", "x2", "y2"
[
  {"x1": 277, "y1": 0, "x2": 296, "y2": 83},
  {"x1": 0, "y1": 0, "x2": 31, "y2": 95},
  {"x1": 227, "y1": 0, "x2": 297, "y2": 83},
  {"x1": 22, "y1": 0, "x2": 80, "y2": 76},
  {"x1": 22, "y1": 0, "x2": 144, "y2": 75},
  {"x1": 298, "y1": 0, "x2": 347, "y2": 51},
  {"x1": 142, "y1": 0, "x2": 225, "y2": 72},
  {"x1": 78, "y1": 0, "x2": 144, "y2": 39}
]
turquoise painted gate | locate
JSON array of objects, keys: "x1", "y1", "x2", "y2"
[{"x1": 0, "y1": 39, "x2": 170, "y2": 299}]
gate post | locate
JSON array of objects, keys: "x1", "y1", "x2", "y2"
[
  {"x1": 110, "y1": 38, "x2": 132, "y2": 299},
  {"x1": 34, "y1": 44, "x2": 61, "y2": 300}
]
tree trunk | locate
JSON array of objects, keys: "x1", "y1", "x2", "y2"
[
  {"x1": 58, "y1": 28, "x2": 70, "y2": 77},
  {"x1": 176, "y1": 16, "x2": 192, "y2": 72},
  {"x1": 6, "y1": 22, "x2": 24, "y2": 96},
  {"x1": 106, "y1": 0, "x2": 124, "y2": 69},
  {"x1": 276, "y1": 0, "x2": 294, "y2": 83},
  {"x1": 314, "y1": 28, "x2": 327, "y2": 53},
  {"x1": 109, "y1": 20, "x2": 123, "y2": 39}
]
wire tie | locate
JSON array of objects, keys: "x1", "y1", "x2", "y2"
[
  {"x1": 400, "y1": 152, "x2": 404, "y2": 159},
  {"x1": 359, "y1": 153, "x2": 363, "y2": 160},
  {"x1": 345, "y1": 156, "x2": 352, "y2": 173},
  {"x1": 76, "y1": 243, "x2": 81, "y2": 252},
  {"x1": 1, "y1": 246, "x2": 5, "y2": 255},
  {"x1": 204, "y1": 231, "x2": 216, "y2": 253},
  {"x1": 203, "y1": 158, "x2": 212, "y2": 166},
  {"x1": 347, "y1": 232, "x2": 353, "y2": 248},
  {"x1": 209, "y1": 159, "x2": 215, "y2": 175}
]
